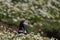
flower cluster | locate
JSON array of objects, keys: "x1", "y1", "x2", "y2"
[{"x1": 0, "y1": 0, "x2": 60, "y2": 40}]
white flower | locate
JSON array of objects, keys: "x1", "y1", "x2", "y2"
[
  {"x1": 35, "y1": 6, "x2": 38, "y2": 8},
  {"x1": 39, "y1": 23, "x2": 43, "y2": 26},
  {"x1": 29, "y1": 24, "x2": 33, "y2": 27},
  {"x1": 4, "y1": 0, "x2": 12, "y2": 2},
  {"x1": 0, "y1": 33, "x2": 3, "y2": 35},
  {"x1": 8, "y1": 15, "x2": 12, "y2": 17},
  {"x1": 31, "y1": 6, "x2": 35, "y2": 10},
  {"x1": 17, "y1": 17, "x2": 20, "y2": 20},
  {"x1": 13, "y1": 18, "x2": 17, "y2": 22},
  {"x1": 3, "y1": 13, "x2": 6, "y2": 16}
]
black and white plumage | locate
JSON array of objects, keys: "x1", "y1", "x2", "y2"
[{"x1": 18, "y1": 20, "x2": 28, "y2": 34}]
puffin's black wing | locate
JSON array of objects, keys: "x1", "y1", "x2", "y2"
[{"x1": 18, "y1": 20, "x2": 28, "y2": 34}]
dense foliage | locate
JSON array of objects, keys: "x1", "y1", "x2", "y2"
[{"x1": 0, "y1": 0, "x2": 60, "y2": 38}]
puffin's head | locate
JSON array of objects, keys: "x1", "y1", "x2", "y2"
[{"x1": 20, "y1": 19, "x2": 28, "y2": 25}]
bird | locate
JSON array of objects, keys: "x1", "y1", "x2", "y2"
[{"x1": 18, "y1": 19, "x2": 28, "y2": 34}]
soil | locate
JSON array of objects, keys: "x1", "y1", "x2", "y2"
[{"x1": 0, "y1": 21, "x2": 19, "y2": 33}]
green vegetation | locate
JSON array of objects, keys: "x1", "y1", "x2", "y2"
[{"x1": 0, "y1": 0, "x2": 60, "y2": 38}]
